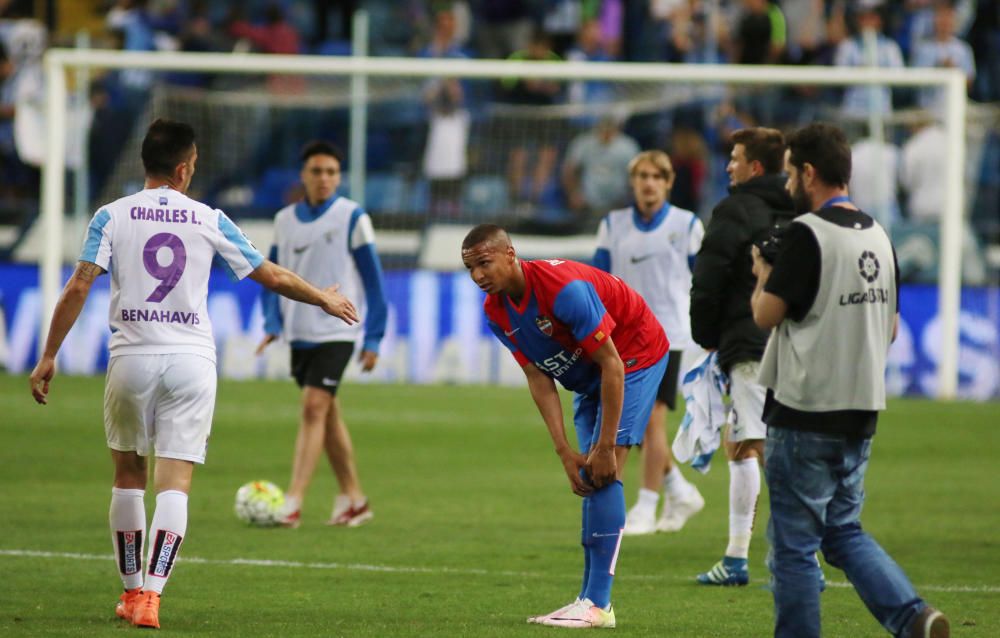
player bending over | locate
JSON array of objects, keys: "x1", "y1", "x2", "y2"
[{"x1": 462, "y1": 224, "x2": 669, "y2": 629}]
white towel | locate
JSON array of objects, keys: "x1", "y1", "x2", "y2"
[{"x1": 672, "y1": 351, "x2": 728, "y2": 474}]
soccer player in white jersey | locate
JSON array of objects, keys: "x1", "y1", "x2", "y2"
[
  {"x1": 257, "y1": 141, "x2": 387, "y2": 529},
  {"x1": 28, "y1": 119, "x2": 359, "y2": 630},
  {"x1": 593, "y1": 150, "x2": 705, "y2": 536}
]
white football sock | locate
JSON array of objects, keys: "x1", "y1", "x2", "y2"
[
  {"x1": 726, "y1": 459, "x2": 760, "y2": 559},
  {"x1": 144, "y1": 490, "x2": 188, "y2": 595},
  {"x1": 110, "y1": 487, "x2": 146, "y2": 590},
  {"x1": 635, "y1": 488, "x2": 659, "y2": 516},
  {"x1": 662, "y1": 465, "x2": 691, "y2": 499}
]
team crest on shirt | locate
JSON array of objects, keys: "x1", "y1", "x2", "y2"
[{"x1": 535, "y1": 315, "x2": 553, "y2": 336}]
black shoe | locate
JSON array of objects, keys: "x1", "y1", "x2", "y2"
[{"x1": 906, "y1": 606, "x2": 949, "y2": 638}]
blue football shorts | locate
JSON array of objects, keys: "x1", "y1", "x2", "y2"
[{"x1": 572, "y1": 352, "x2": 669, "y2": 453}]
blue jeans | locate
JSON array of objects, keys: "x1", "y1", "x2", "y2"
[{"x1": 765, "y1": 427, "x2": 925, "y2": 638}]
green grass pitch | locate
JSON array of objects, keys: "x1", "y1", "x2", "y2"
[{"x1": 1, "y1": 374, "x2": 997, "y2": 636}]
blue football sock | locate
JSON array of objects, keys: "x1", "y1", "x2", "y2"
[
  {"x1": 579, "y1": 495, "x2": 592, "y2": 600},
  {"x1": 583, "y1": 480, "x2": 625, "y2": 608}
]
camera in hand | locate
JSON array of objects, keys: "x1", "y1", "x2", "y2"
[{"x1": 754, "y1": 224, "x2": 786, "y2": 265}]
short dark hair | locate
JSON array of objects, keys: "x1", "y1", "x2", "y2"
[
  {"x1": 300, "y1": 140, "x2": 344, "y2": 166},
  {"x1": 731, "y1": 127, "x2": 786, "y2": 174},
  {"x1": 462, "y1": 223, "x2": 509, "y2": 251},
  {"x1": 141, "y1": 119, "x2": 196, "y2": 177},
  {"x1": 786, "y1": 122, "x2": 852, "y2": 188}
]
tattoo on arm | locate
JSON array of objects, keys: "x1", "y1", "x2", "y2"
[{"x1": 75, "y1": 262, "x2": 106, "y2": 282}]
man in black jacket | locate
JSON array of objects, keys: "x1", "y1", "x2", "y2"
[{"x1": 690, "y1": 127, "x2": 794, "y2": 586}]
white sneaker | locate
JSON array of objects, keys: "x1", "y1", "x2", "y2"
[
  {"x1": 622, "y1": 504, "x2": 656, "y2": 536},
  {"x1": 275, "y1": 497, "x2": 302, "y2": 528},
  {"x1": 656, "y1": 486, "x2": 705, "y2": 532},
  {"x1": 540, "y1": 598, "x2": 616, "y2": 628},
  {"x1": 326, "y1": 494, "x2": 374, "y2": 527},
  {"x1": 527, "y1": 598, "x2": 580, "y2": 624}
]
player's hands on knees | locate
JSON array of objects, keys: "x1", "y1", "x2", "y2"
[
  {"x1": 321, "y1": 284, "x2": 360, "y2": 325},
  {"x1": 558, "y1": 449, "x2": 593, "y2": 497},
  {"x1": 29, "y1": 355, "x2": 56, "y2": 405},
  {"x1": 359, "y1": 350, "x2": 378, "y2": 372},
  {"x1": 585, "y1": 445, "x2": 617, "y2": 489},
  {"x1": 255, "y1": 334, "x2": 278, "y2": 355}
]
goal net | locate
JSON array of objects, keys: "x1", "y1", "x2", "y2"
[{"x1": 29, "y1": 49, "x2": 993, "y2": 398}]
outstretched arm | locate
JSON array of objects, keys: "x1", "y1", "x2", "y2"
[
  {"x1": 523, "y1": 362, "x2": 592, "y2": 497},
  {"x1": 256, "y1": 244, "x2": 283, "y2": 355},
  {"x1": 30, "y1": 261, "x2": 104, "y2": 404},
  {"x1": 249, "y1": 260, "x2": 359, "y2": 325}
]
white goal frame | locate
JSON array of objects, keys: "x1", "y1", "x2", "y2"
[{"x1": 39, "y1": 49, "x2": 968, "y2": 398}]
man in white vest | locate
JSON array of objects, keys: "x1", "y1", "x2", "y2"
[
  {"x1": 751, "y1": 122, "x2": 948, "y2": 638},
  {"x1": 593, "y1": 150, "x2": 705, "y2": 536},
  {"x1": 258, "y1": 141, "x2": 388, "y2": 529}
]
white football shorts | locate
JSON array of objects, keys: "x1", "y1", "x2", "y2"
[
  {"x1": 104, "y1": 353, "x2": 217, "y2": 464},
  {"x1": 726, "y1": 360, "x2": 767, "y2": 442}
]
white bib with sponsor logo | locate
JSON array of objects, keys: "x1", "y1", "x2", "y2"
[{"x1": 596, "y1": 204, "x2": 703, "y2": 349}]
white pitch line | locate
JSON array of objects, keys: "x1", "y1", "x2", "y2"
[{"x1": 1, "y1": 549, "x2": 998, "y2": 595}]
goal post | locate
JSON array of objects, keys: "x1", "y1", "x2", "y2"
[{"x1": 38, "y1": 48, "x2": 968, "y2": 398}]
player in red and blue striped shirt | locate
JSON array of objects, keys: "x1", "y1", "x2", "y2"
[{"x1": 461, "y1": 224, "x2": 669, "y2": 628}]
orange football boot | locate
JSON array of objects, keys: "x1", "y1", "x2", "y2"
[
  {"x1": 132, "y1": 590, "x2": 161, "y2": 629},
  {"x1": 115, "y1": 587, "x2": 142, "y2": 620}
]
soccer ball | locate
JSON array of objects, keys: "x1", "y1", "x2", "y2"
[{"x1": 234, "y1": 480, "x2": 285, "y2": 526}]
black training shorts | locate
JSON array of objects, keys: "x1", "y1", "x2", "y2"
[
  {"x1": 290, "y1": 342, "x2": 355, "y2": 396},
  {"x1": 656, "y1": 350, "x2": 684, "y2": 410}
]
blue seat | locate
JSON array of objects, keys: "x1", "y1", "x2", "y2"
[
  {"x1": 364, "y1": 173, "x2": 408, "y2": 213},
  {"x1": 408, "y1": 178, "x2": 430, "y2": 215},
  {"x1": 461, "y1": 175, "x2": 509, "y2": 216},
  {"x1": 315, "y1": 39, "x2": 352, "y2": 56},
  {"x1": 253, "y1": 168, "x2": 300, "y2": 210},
  {"x1": 535, "y1": 206, "x2": 574, "y2": 225},
  {"x1": 366, "y1": 130, "x2": 394, "y2": 171},
  {"x1": 337, "y1": 171, "x2": 351, "y2": 199}
]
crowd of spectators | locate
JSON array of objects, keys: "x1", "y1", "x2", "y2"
[{"x1": 0, "y1": 0, "x2": 997, "y2": 256}]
